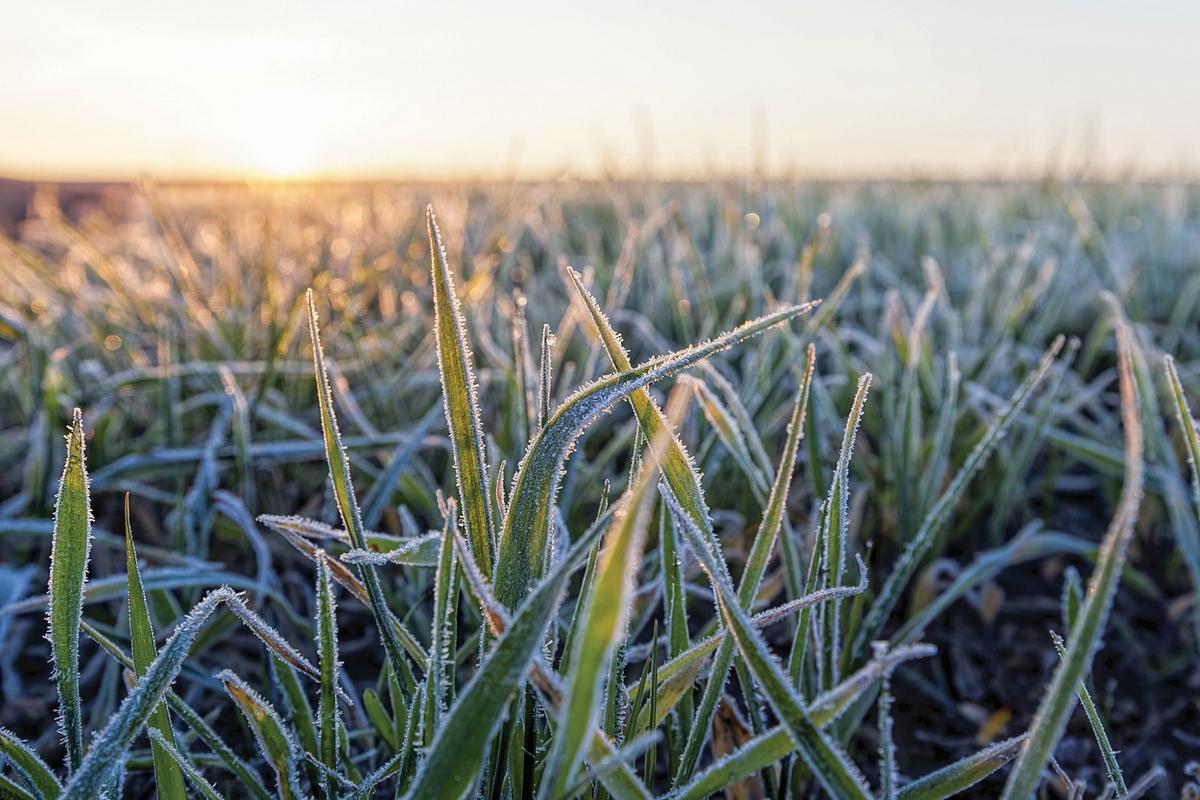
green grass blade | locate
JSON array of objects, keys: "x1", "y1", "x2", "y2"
[
  {"x1": 1001, "y1": 310, "x2": 1144, "y2": 800},
  {"x1": 306, "y1": 289, "x2": 414, "y2": 683},
  {"x1": 62, "y1": 587, "x2": 239, "y2": 798},
  {"x1": 427, "y1": 207, "x2": 496, "y2": 575},
  {"x1": 540, "y1": 446, "x2": 661, "y2": 799},
  {"x1": 123, "y1": 496, "x2": 187, "y2": 800},
  {"x1": 896, "y1": 735, "x2": 1027, "y2": 800},
  {"x1": 820, "y1": 373, "x2": 872, "y2": 689},
  {"x1": 662, "y1": 485, "x2": 874, "y2": 800},
  {"x1": 48, "y1": 408, "x2": 93, "y2": 772},
  {"x1": 0, "y1": 728, "x2": 62, "y2": 800},
  {"x1": 1050, "y1": 631, "x2": 1126, "y2": 794},
  {"x1": 859, "y1": 335, "x2": 1064, "y2": 654},
  {"x1": 219, "y1": 670, "x2": 303, "y2": 800},
  {"x1": 424, "y1": 499, "x2": 458, "y2": 744},
  {"x1": 146, "y1": 729, "x2": 223, "y2": 800},
  {"x1": 0, "y1": 773, "x2": 38, "y2": 800},
  {"x1": 671, "y1": 644, "x2": 934, "y2": 800},
  {"x1": 1165, "y1": 354, "x2": 1200, "y2": 516},
  {"x1": 404, "y1": 507, "x2": 609, "y2": 800},
  {"x1": 314, "y1": 552, "x2": 341, "y2": 799}
]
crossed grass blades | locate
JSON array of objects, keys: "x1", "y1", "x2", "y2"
[{"x1": 1, "y1": 183, "x2": 1197, "y2": 799}]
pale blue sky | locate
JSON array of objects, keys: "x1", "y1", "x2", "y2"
[{"x1": 2, "y1": 1, "x2": 1196, "y2": 178}]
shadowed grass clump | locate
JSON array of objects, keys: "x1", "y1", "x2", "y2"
[{"x1": 0, "y1": 180, "x2": 1197, "y2": 798}]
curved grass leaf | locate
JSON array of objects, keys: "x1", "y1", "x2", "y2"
[
  {"x1": 63, "y1": 587, "x2": 238, "y2": 798},
  {"x1": 0, "y1": 772, "x2": 38, "y2": 800},
  {"x1": 257, "y1": 515, "x2": 429, "y2": 666},
  {"x1": 48, "y1": 408, "x2": 93, "y2": 771},
  {"x1": 859, "y1": 335, "x2": 1064, "y2": 654},
  {"x1": 428, "y1": 207, "x2": 496, "y2": 574},
  {"x1": 340, "y1": 533, "x2": 441, "y2": 567},
  {"x1": 662, "y1": 485, "x2": 874, "y2": 800},
  {"x1": 124, "y1": 497, "x2": 187, "y2": 800},
  {"x1": 630, "y1": 576, "x2": 870, "y2": 736},
  {"x1": 1165, "y1": 354, "x2": 1200, "y2": 516},
  {"x1": 79, "y1": 621, "x2": 272, "y2": 800},
  {"x1": 0, "y1": 728, "x2": 62, "y2": 800},
  {"x1": 498, "y1": 282, "x2": 816, "y2": 609},
  {"x1": 1001, "y1": 310, "x2": 1144, "y2": 800},
  {"x1": 897, "y1": 735, "x2": 1027, "y2": 800},
  {"x1": 450, "y1": 524, "x2": 652, "y2": 800}
]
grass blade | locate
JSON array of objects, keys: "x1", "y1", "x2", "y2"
[
  {"x1": 540, "y1": 440, "x2": 661, "y2": 799},
  {"x1": 219, "y1": 670, "x2": 303, "y2": 800},
  {"x1": 0, "y1": 728, "x2": 62, "y2": 800},
  {"x1": 123, "y1": 496, "x2": 187, "y2": 800},
  {"x1": 1165, "y1": 354, "x2": 1200, "y2": 516},
  {"x1": 146, "y1": 729, "x2": 223, "y2": 800},
  {"x1": 428, "y1": 207, "x2": 496, "y2": 574},
  {"x1": 306, "y1": 289, "x2": 415, "y2": 683},
  {"x1": 48, "y1": 408, "x2": 93, "y2": 772},
  {"x1": 424, "y1": 498, "x2": 458, "y2": 744},
  {"x1": 314, "y1": 552, "x2": 341, "y2": 799},
  {"x1": 1000, "y1": 307, "x2": 1144, "y2": 800},
  {"x1": 896, "y1": 735, "x2": 1027, "y2": 800},
  {"x1": 820, "y1": 373, "x2": 872, "y2": 689}
]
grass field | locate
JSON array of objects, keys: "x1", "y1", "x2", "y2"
[{"x1": 0, "y1": 179, "x2": 1198, "y2": 798}]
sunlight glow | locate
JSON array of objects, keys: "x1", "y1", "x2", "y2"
[{"x1": 232, "y1": 96, "x2": 318, "y2": 179}]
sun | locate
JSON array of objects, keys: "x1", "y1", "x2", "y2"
[{"x1": 232, "y1": 95, "x2": 319, "y2": 179}]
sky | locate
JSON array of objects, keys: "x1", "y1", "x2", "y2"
[{"x1": 2, "y1": 0, "x2": 1197, "y2": 180}]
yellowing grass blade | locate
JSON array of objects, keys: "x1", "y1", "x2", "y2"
[
  {"x1": 220, "y1": 670, "x2": 304, "y2": 800},
  {"x1": 539, "y1": 438, "x2": 661, "y2": 799},
  {"x1": 427, "y1": 206, "x2": 496, "y2": 574}
]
